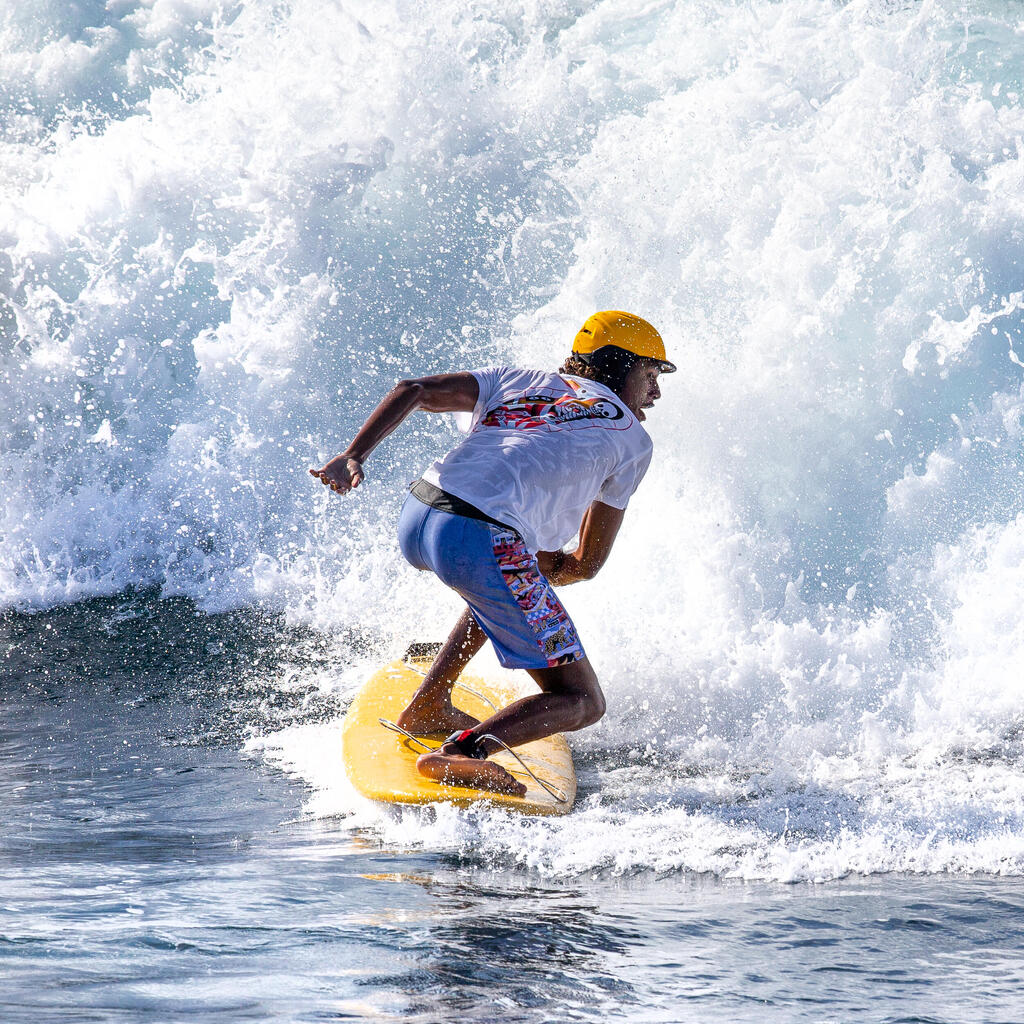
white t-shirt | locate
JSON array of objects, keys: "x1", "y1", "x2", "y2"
[{"x1": 421, "y1": 367, "x2": 653, "y2": 552}]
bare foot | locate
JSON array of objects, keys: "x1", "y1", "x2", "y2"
[
  {"x1": 396, "y1": 702, "x2": 479, "y2": 737},
  {"x1": 416, "y1": 752, "x2": 527, "y2": 797}
]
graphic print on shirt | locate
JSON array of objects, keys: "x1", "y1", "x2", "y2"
[
  {"x1": 480, "y1": 378, "x2": 628, "y2": 432},
  {"x1": 489, "y1": 527, "x2": 584, "y2": 667}
]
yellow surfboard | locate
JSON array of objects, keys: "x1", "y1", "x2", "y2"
[{"x1": 341, "y1": 646, "x2": 576, "y2": 815}]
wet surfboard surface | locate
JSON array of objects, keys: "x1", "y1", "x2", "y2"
[{"x1": 341, "y1": 650, "x2": 576, "y2": 815}]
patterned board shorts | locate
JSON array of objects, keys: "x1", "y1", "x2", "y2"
[{"x1": 397, "y1": 493, "x2": 585, "y2": 670}]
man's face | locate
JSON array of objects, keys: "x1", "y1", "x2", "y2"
[{"x1": 621, "y1": 361, "x2": 663, "y2": 421}]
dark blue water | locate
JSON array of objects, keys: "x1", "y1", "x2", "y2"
[{"x1": 3, "y1": 595, "x2": 1024, "y2": 1023}]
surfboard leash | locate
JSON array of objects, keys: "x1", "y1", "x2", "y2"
[
  {"x1": 377, "y1": 718, "x2": 433, "y2": 752},
  {"x1": 478, "y1": 732, "x2": 569, "y2": 804},
  {"x1": 376, "y1": 718, "x2": 569, "y2": 804},
  {"x1": 403, "y1": 665, "x2": 498, "y2": 712},
  {"x1": 452, "y1": 681, "x2": 498, "y2": 711}
]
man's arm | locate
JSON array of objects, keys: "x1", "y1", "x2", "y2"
[
  {"x1": 310, "y1": 372, "x2": 479, "y2": 494},
  {"x1": 536, "y1": 501, "x2": 625, "y2": 586}
]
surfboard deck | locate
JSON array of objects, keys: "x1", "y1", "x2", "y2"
[{"x1": 341, "y1": 649, "x2": 576, "y2": 815}]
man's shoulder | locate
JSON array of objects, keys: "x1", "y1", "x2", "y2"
[{"x1": 474, "y1": 366, "x2": 565, "y2": 390}]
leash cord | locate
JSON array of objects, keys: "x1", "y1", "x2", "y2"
[
  {"x1": 452, "y1": 681, "x2": 498, "y2": 710},
  {"x1": 478, "y1": 732, "x2": 568, "y2": 804},
  {"x1": 377, "y1": 718, "x2": 432, "y2": 752}
]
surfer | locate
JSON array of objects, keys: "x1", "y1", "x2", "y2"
[{"x1": 311, "y1": 311, "x2": 673, "y2": 796}]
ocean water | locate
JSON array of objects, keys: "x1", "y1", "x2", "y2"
[{"x1": 4, "y1": 0, "x2": 1024, "y2": 1019}]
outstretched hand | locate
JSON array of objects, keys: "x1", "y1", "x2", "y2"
[{"x1": 310, "y1": 455, "x2": 364, "y2": 495}]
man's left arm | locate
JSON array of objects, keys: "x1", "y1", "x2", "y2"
[{"x1": 536, "y1": 501, "x2": 625, "y2": 586}]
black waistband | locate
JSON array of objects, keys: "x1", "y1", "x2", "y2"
[{"x1": 409, "y1": 478, "x2": 511, "y2": 530}]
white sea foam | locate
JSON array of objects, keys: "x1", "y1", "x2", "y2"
[{"x1": 5, "y1": 0, "x2": 1024, "y2": 880}]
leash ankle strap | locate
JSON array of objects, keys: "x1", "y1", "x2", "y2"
[{"x1": 444, "y1": 729, "x2": 489, "y2": 760}]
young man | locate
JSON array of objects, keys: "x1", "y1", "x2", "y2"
[{"x1": 311, "y1": 310, "x2": 673, "y2": 796}]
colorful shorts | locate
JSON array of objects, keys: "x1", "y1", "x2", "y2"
[{"x1": 397, "y1": 493, "x2": 585, "y2": 670}]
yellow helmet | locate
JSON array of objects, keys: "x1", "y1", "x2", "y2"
[{"x1": 572, "y1": 310, "x2": 676, "y2": 372}]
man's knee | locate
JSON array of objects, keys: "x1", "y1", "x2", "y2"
[
  {"x1": 529, "y1": 657, "x2": 605, "y2": 729},
  {"x1": 590, "y1": 687, "x2": 607, "y2": 724},
  {"x1": 573, "y1": 687, "x2": 606, "y2": 730}
]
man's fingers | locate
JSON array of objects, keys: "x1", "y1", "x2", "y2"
[{"x1": 309, "y1": 463, "x2": 362, "y2": 495}]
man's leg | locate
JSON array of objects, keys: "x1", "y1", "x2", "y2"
[
  {"x1": 396, "y1": 606, "x2": 488, "y2": 735},
  {"x1": 415, "y1": 657, "x2": 605, "y2": 795}
]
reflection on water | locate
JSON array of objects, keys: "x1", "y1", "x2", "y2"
[
  {"x1": 3, "y1": 595, "x2": 1024, "y2": 1023},
  {"x1": 365, "y1": 879, "x2": 642, "y2": 1023}
]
